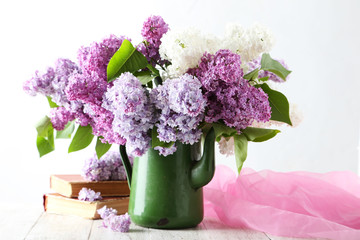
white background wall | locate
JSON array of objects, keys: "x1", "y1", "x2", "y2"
[{"x1": 0, "y1": 0, "x2": 359, "y2": 204}]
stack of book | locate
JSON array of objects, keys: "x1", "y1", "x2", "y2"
[{"x1": 43, "y1": 175, "x2": 130, "y2": 219}]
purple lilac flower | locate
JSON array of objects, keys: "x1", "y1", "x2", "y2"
[
  {"x1": 51, "y1": 59, "x2": 82, "y2": 107},
  {"x1": 167, "y1": 75, "x2": 206, "y2": 116},
  {"x1": 104, "y1": 213, "x2": 131, "y2": 232},
  {"x1": 23, "y1": 58, "x2": 88, "y2": 127},
  {"x1": 23, "y1": 68, "x2": 55, "y2": 97},
  {"x1": 189, "y1": 50, "x2": 271, "y2": 132},
  {"x1": 154, "y1": 144, "x2": 177, "y2": 157},
  {"x1": 97, "y1": 206, "x2": 131, "y2": 233},
  {"x1": 102, "y1": 72, "x2": 155, "y2": 156},
  {"x1": 155, "y1": 124, "x2": 177, "y2": 143},
  {"x1": 48, "y1": 107, "x2": 75, "y2": 131},
  {"x1": 66, "y1": 72, "x2": 108, "y2": 106},
  {"x1": 23, "y1": 58, "x2": 80, "y2": 107},
  {"x1": 78, "y1": 188, "x2": 102, "y2": 201},
  {"x1": 205, "y1": 82, "x2": 271, "y2": 130},
  {"x1": 247, "y1": 57, "x2": 289, "y2": 82},
  {"x1": 188, "y1": 49, "x2": 243, "y2": 91},
  {"x1": 82, "y1": 151, "x2": 129, "y2": 181},
  {"x1": 150, "y1": 74, "x2": 205, "y2": 155},
  {"x1": 65, "y1": 71, "x2": 126, "y2": 145},
  {"x1": 83, "y1": 103, "x2": 126, "y2": 145},
  {"x1": 138, "y1": 15, "x2": 169, "y2": 65},
  {"x1": 77, "y1": 35, "x2": 128, "y2": 80},
  {"x1": 69, "y1": 102, "x2": 92, "y2": 127},
  {"x1": 97, "y1": 206, "x2": 118, "y2": 219},
  {"x1": 102, "y1": 151, "x2": 128, "y2": 181},
  {"x1": 141, "y1": 15, "x2": 169, "y2": 45}
]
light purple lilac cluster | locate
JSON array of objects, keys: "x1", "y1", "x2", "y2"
[
  {"x1": 78, "y1": 187, "x2": 102, "y2": 201},
  {"x1": 98, "y1": 205, "x2": 118, "y2": 219},
  {"x1": 247, "y1": 57, "x2": 289, "y2": 82},
  {"x1": 77, "y1": 34, "x2": 128, "y2": 79},
  {"x1": 66, "y1": 72, "x2": 107, "y2": 106},
  {"x1": 48, "y1": 107, "x2": 75, "y2": 131},
  {"x1": 83, "y1": 104, "x2": 126, "y2": 145},
  {"x1": 150, "y1": 74, "x2": 206, "y2": 155},
  {"x1": 23, "y1": 67, "x2": 55, "y2": 97},
  {"x1": 24, "y1": 36, "x2": 130, "y2": 145},
  {"x1": 23, "y1": 58, "x2": 88, "y2": 129},
  {"x1": 82, "y1": 151, "x2": 129, "y2": 181},
  {"x1": 190, "y1": 49, "x2": 244, "y2": 90},
  {"x1": 97, "y1": 206, "x2": 131, "y2": 232},
  {"x1": 102, "y1": 72, "x2": 155, "y2": 156},
  {"x1": 188, "y1": 49, "x2": 271, "y2": 132},
  {"x1": 138, "y1": 15, "x2": 169, "y2": 65},
  {"x1": 68, "y1": 35, "x2": 129, "y2": 145},
  {"x1": 23, "y1": 58, "x2": 80, "y2": 107}
]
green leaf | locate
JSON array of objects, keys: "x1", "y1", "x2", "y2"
[
  {"x1": 260, "y1": 83, "x2": 292, "y2": 125},
  {"x1": 36, "y1": 125, "x2": 55, "y2": 157},
  {"x1": 258, "y1": 76, "x2": 269, "y2": 82},
  {"x1": 36, "y1": 116, "x2": 52, "y2": 138},
  {"x1": 151, "y1": 127, "x2": 174, "y2": 148},
  {"x1": 47, "y1": 96, "x2": 59, "y2": 108},
  {"x1": 243, "y1": 68, "x2": 259, "y2": 81},
  {"x1": 242, "y1": 127, "x2": 280, "y2": 142},
  {"x1": 154, "y1": 76, "x2": 163, "y2": 86},
  {"x1": 134, "y1": 71, "x2": 155, "y2": 85},
  {"x1": 146, "y1": 64, "x2": 160, "y2": 76},
  {"x1": 68, "y1": 125, "x2": 94, "y2": 153},
  {"x1": 147, "y1": 81, "x2": 153, "y2": 89},
  {"x1": 56, "y1": 121, "x2": 75, "y2": 139},
  {"x1": 260, "y1": 53, "x2": 291, "y2": 80},
  {"x1": 234, "y1": 134, "x2": 248, "y2": 174},
  {"x1": 37, "y1": 136, "x2": 54, "y2": 157},
  {"x1": 95, "y1": 137, "x2": 112, "y2": 159},
  {"x1": 107, "y1": 39, "x2": 149, "y2": 82},
  {"x1": 212, "y1": 123, "x2": 238, "y2": 141}
]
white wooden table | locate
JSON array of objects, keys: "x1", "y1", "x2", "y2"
[{"x1": 0, "y1": 204, "x2": 322, "y2": 240}]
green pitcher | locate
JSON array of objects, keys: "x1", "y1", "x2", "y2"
[{"x1": 119, "y1": 128, "x2": 215, "y2": 229}]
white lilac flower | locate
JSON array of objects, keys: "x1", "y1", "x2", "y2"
[
  {"x1": 222, "y1": 23, "x2": 275, "y2": 62},
  {"x1": 159, "y1": 28, "x2": 219, "y2": 77},
  {"x1": 78, "y1": 188, "x2": 102, "y2": 201},
  {"x1": 218, "y1": 137, "x2": 235, "y2": 157}
]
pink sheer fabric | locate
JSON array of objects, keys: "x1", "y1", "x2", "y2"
[{"x1": 203, "y1": 165, "x2": 360, "y2": 240}]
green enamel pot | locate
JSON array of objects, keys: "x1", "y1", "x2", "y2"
[{"x1": 119, "y1": 128, "x2": 215, "y2": 229}]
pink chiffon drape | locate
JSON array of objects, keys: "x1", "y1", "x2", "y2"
[{"x1": 203, "y1": 165, "x2": 360, "y2": 240}]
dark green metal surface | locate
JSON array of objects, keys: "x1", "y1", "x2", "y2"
[{"x1": 120, "y1": 128, "x2": 215, "y2": 229}]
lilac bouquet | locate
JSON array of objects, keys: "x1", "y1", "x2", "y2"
[{"x1": 24, "y1": 16, "x2": 293, "y2": 172}]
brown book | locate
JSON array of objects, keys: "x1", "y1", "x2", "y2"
[
  {"x1": 50, "y1": 174, "x2": 129, "y2": 198},
  {"x1": 43, "y1": 193, "x2": 129, "y2": 219}
]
